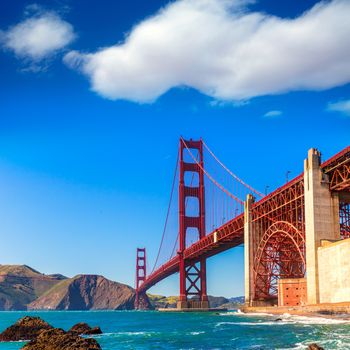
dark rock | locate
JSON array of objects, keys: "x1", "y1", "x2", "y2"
[
  {"x1": 137, "y1": 293, "x2": 153, "y2": 310},
  {"x1": 0, "y1": 316, "x2": 53, "y2": 342},
  {"x1": 308, "y1": 344, "x2": 324, "y2": 350},
  {"x1": 21, "y1": 328, "x2": 101, "y2": 350},
  {"x1": 274, "y1": 318, "x2": 283, "y2": 322},
  {"x1": 69, "y1": 322, "x2": 102, "y2": 335}
]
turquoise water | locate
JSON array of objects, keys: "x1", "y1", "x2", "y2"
[{"x1": 0, "y1": 310, "x2": 349, "y2": 349}]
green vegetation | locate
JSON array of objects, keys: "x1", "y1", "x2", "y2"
[{"x1": 147, "y1": 294, "x2": 178, "y2": 308}]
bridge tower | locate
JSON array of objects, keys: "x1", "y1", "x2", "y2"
[
  {"x1": 177, "y1": 138, "x2": 209, "y2": 309},
  {"x1": 135, "y1": 247, "x2": 147, "y2": 309}
]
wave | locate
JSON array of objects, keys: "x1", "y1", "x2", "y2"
[
  {"x1": 92, "y1": 331, "x2": 159, "y2": 338},
  {"x1": 215, "y1": 321, "x2": 285, "y2": 327},
  {"x1": 219, "y1": 310, "x2": 350, "y2": 325},
  {"x1": 215, "y1": 313, "x2": 350, "y2": 328},
  {"x1": 218, "y1": 310, "x2": 275, "y2": 317},
  {"x1": 282, "y1": 337, "x2": 350, "y2": 350},
  {"x1": 277, "y1": 313, "x2": 350, "y2": 325}
]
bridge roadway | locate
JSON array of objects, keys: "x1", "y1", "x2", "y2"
[{"x1": 138, "y1": 146, "x2": 350, "y2": 294}]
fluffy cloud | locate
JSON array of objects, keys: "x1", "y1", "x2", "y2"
[
  {"x1": 64, "y1": 0, "x2": 350, "y2": 103},
  {"x1": 263, "y1": 110, "x2": 282, "y2": 118},
  {"x1": 2, "y1": 11, "x2": 75, "y2": 61},
  {"x1": 327, "y1": 100, "x2": 350, "y2": 116}
]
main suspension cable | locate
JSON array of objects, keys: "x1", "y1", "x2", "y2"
[
  {"x1": 202, "y1": 140, "x2": 264, "y2": 198},
  {"x1": 181, "y1": 137, "x2": 244, "y2": 205},
  {"x1": 151, "y1": 149, "x2": 179, "y2": 273}
]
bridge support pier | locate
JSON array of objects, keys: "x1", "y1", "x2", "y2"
[
  {"x1": 244, "y1": 194, "x2": 255, "y2": 307},
  {"x1": 304, "y1": 149, "x2": 340, "y2": 305}
]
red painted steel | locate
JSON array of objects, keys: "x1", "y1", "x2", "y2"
[
  {"x1": 253, "y1": 221, "x2": 305, "y2": 300},
  {"x1": 323, "y1": 146, "x2": 350, "y2": 191},
  {"x1": 340, "y1": 202, "x2": 350, "y2": 238},
  {"x1": 178, "y1": 139, "x2": 208, "y2": 303},
  {"x1": 136, "y1": 143, "x2": 350, "y2": 303},
  {"x1": 251, "y1": 177, "x2": 305, "y2": 300},
  {"x1": 135, "y1": 248, "x2": 146, "y2": 309}
]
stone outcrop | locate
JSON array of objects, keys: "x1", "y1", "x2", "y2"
[
  {"x1": 308, "y1": 344, "x2": 324, "y2": 350},
  {"x1": 0, "y1": 316, "x2": 102, "y2": 349},
  {"x1": 0, "y1": 316, "x2": 53, "y2": 341},
  {"x1": 21, "y1": 328, "x2": 101, "y2": 350},
  {"x1": 68, "y1": 323, "x2": 102, "y2": 335},
  {"x1": 29, "y1": 274, "x2": 151, "y2": 310}
]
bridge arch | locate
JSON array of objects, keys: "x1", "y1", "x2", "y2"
[{"x1": 253, "y1": 221, "x2": 305, "y2": 302}]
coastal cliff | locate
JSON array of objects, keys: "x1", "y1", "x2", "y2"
[
  {"x1": 29, "y1": 274, "x2": 150, "y2": 310},
  {"x1": 0, "y1": 265, "x2": 66, "y2": 310},
  {"x1": 0, "y1": 265, "x2": 150, "y2": 310}
]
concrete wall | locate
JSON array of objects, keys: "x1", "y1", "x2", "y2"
[
  {"x1": 304, "y1": 148, "x2": 340, "y2": 305},
  {"x1": 244, "y1": 194, "x2": 254, "y2": 306},
  {"x1": 318, "y1": 239, "x2": 350, "y2": 304}
]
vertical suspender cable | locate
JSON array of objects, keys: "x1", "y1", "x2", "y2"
[{"x1": 151, "y1": 149, "x2": 179, "y2": 273}]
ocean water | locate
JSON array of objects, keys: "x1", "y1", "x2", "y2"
[{"x1": 0, "y1": 310, "x2": 349, "y2": 349}]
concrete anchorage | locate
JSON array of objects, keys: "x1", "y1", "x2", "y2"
[
  {"x1": 244, "y1": 194, "x2": 254, "y2": 307},
  {"x1": 304, "y1": 148, "x2": 341, "y2": 305}
]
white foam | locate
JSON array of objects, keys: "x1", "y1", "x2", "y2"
[
  {"x1": 216, "y1": 321, "x2": 286, "y2": 326},
  {"x1": 219, "y1": 311, "x2": 275, "y2": 317},
  {"x1": 218, "y1": 311, "x2": 242, "y2": 316},
  {"x1": 279, "y1": 314, "x2": 350, "y2": 325},
  {"x1": 94, "y1": 331, "x2": 158, "y2": 337},
  {"x1": 219, "y1": 310, "x2": 350, "y2": 325},
  {"x1": 284, "y1": 337, "x2": 350, "y2": 350},
  {"x1": 215, "y1": 313, "x2": 350, "y2": 328}
]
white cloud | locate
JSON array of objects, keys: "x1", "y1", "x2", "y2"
[
  {"x1": 263, "y1": 110, "x2": 282, "y2": 118},
  {"x1": 64, "y1": 0, "x2": 350, "y2": 103},
  {"x1": 2, "y1": 11, "x2": 75, "y2": 61},
  {"x1": 327, "y1": 100, "x2": 350, "y2": 116}
]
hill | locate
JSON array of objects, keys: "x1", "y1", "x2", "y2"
[
  {"x1": 147, "y1": 294, "x2": 178, "y2": 308},
  {"x1": 229, "y1": 296, "x2": 245, "y2": 304},
  {"x1": 0, "y1": 265, "x2": 66, "y2": 310},
  {"x1": 28, "y1": 274, "x2": 150, "y2": 310},
  {"x1": 147, "y1": 294, "x2": 243, "y2": 309}
]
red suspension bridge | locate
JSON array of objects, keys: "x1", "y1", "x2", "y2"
[{"x1": 135, "y1": 138, "x2": 350, "y2": 309}]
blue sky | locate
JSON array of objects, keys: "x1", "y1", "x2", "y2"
[{"x1": 0, "y1": 0, "x2": 349, "y2": 297}]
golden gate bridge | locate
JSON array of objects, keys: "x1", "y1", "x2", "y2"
[{"x1": 135, "y1": 138, "x2": 350, "y2": 309}]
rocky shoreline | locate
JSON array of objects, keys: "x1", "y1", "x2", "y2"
[{"x1": 0, "y1": 316, "x2": 102, "y2": 349}]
